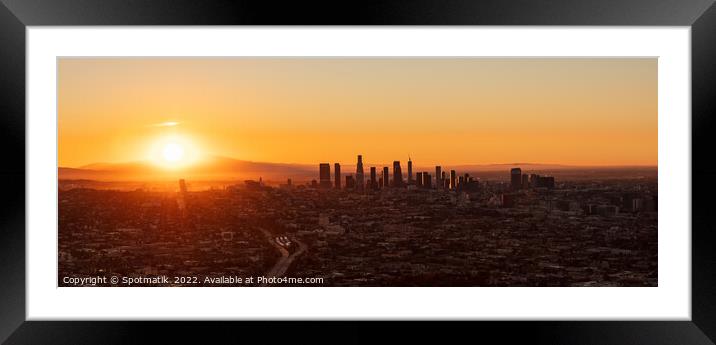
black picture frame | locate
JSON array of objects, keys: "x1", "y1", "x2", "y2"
[{"x1": 1, "y1": 0, "x2": 715, "y2": 343}]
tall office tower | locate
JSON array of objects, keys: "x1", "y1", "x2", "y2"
[
  {"x1": 521, "y1": 174, "x2": 529, "y2": 189},
  {"x1": 177, "y1": 179, "x2": 188, "y2": 214},
  {"x1": 444, "y1": 178, "x2": 450, "y2": 189},
  {"x1": 382, "y1": 167, "x2": 389, "y2": 187},
  {"x1": 511, "y1": 168, "x2": 522, "y2": 190},
  {"x1": 450, "y1": 170, "x2": 457, "y2": 190},
  {"x1": 416, "y1": 172, "x2": 423, "y2": 187},
  {"x1": 435, "y1": 166, "x2": 442, "y2": 190},
  {"x1": 529, "y1": 174, "x2": 539, "y2": 188},
  {"x1": 345, "y1": 175, "x2": 355, "y2": 189},
  {"x1": 370, "y1": 167, "x2": 377, "y2": 189},
  {"x1": 458, "y1": 176, "x2": 465, "y2": 189},
  {"x1": 334, "y1": 163, "x2": 341, "y2": 189},
  {"x1": 287, "y1": 178, "x2": 292, "y2": 186},
  {"x1": 319, "y1": 163, "x2": 332, "y2": 188},
  {"x1": 356, "y1": 155, "x2": 364, "y2": 191},
  {"x1": 408, "y1": 157, "x2": 413, "y2": 184},
  {"x1": 393, "y1": 161, "x2": 403, "y2": 187},
  {"x1": 423, "y1": 173, "x2": 432, "y2": 189}
]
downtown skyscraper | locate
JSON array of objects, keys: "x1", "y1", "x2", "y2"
[
  {"x1": 356, "y1": 155, "x2": 364, "y2": 191},
  {"x1": 408, "y1": 157, "x2": 413, "y2": 184},
  {"x1": 435, "y1": 166, "x2": 442, "y2": 190},
  {"x1": 393, "y1": 161, "x2": 403, "y2": 187},
  {"x1": 370, "y1": 167, "x2": 377, "y2": 190},
  {"x1": 334, "y1": 163, "x2": 341, "y2": 189},
  {"x1": 319, "y1": 163, "x2": 332, "y2": 188},
  {"x1": 511, "y1": 168, "x2": 522, "y2": 190}
]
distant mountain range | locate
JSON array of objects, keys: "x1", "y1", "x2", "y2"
[
  {"x1": 59, "y1": 156, "x2": 315, "y2": 181},
  {"x1": 59, "y1": 155, "x2": 656, "y2": 182}
]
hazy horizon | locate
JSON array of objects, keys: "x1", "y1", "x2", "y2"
[
  {"x1": 58, "y1": 154, "x2": 658, "y2": 185},
  {"x1": 61, "y1": 154, "x2": 659, "y2": 170}
]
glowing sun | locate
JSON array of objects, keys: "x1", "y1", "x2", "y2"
[
  {"x1": 162, "y1": 142, "x2": 185, "y2": 162},
  {"x1": 150, "y1": 134, "x2": 201, "y2": 169}
]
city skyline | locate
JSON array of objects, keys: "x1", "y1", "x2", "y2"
[
  {"x1": 313, "y1": 156, "x2": 553, "y2": 192},
  {"x1": 58, "y1": 149, "x2": 657, "y2": 184},
  {"x1": 59, "y1": 58, "x2": 657, "y2": 169}
]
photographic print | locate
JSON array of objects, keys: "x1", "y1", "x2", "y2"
[{"x1": 57, "y1": 57, "x2": 657, "y2": 287}]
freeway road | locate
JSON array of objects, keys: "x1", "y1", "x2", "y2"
[{"x1": 258, "y1": 228, "x2": 307, "y2": 286}]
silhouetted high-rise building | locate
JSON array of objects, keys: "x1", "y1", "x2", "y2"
[
  {"x1": 529, "y1": 174, "x2": 539, "y2": 188},
  {"x1": 408, "y1": 157, "x2": 413, "y2": 184},
  {"x1": 511, "y1": 168, "x2": 522, "y2": 190},
  {"x1": 319, "y1": 163, "x2": 332, "y2": 188},
  {"x1": 382, "y1": 167, "x2": 389, "y2": 188},
  {"x1": 370, "y1": 167, "x2": 377, "y2": 190},
  {"x1": 450, "y1": 170, "x2": 456, "y2": 190},
  {"x1": 521, "y1": 174, "x2": 529, "y2": 189},
  {"x1": 345, "y1": 175, "x2": 355, "y2": 189},
  {"x1": 458, "y1": 176, "x2": 465, "y2": 189},
  {"x1": 334, "y1": 163, "x2": 341, "y2": 189},
  {"x1": 423, "y1": 172, "x2": 432, "y2": 189},
  {"x1": 356, "y1": 155, "x2": 364, "y2": 191},
  {"x1": 393, "y1": 161, "x2": 403, "y2": 187},
  {"x1": 416, "y1": 172, "x2": 423, "y2": 187},
  {"x1": 179, "y1": 179, "x2": 187, "y2": 194},
  {"x1": 435, "y1": 166, "x2": 442, "y2": 190}
]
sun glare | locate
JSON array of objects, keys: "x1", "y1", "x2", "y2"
[
  {"x1": 162, "y1": 143, "x2": 185, "y2": 162},
  {"x1": 150, "y1": 134, "x2": 201, "y2": 169}
]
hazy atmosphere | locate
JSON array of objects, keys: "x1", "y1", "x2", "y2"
[{"x1": 59, "y1": 58, "x2": 657, "y2": 171}]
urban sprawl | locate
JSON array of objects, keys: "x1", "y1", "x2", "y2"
[{"x1": 59, "y1": 155, "x2": 657, "y2": 287}]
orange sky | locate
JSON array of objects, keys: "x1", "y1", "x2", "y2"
[{"x1": 58, "y1": 58, "x2": 657, "y2": 168}]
